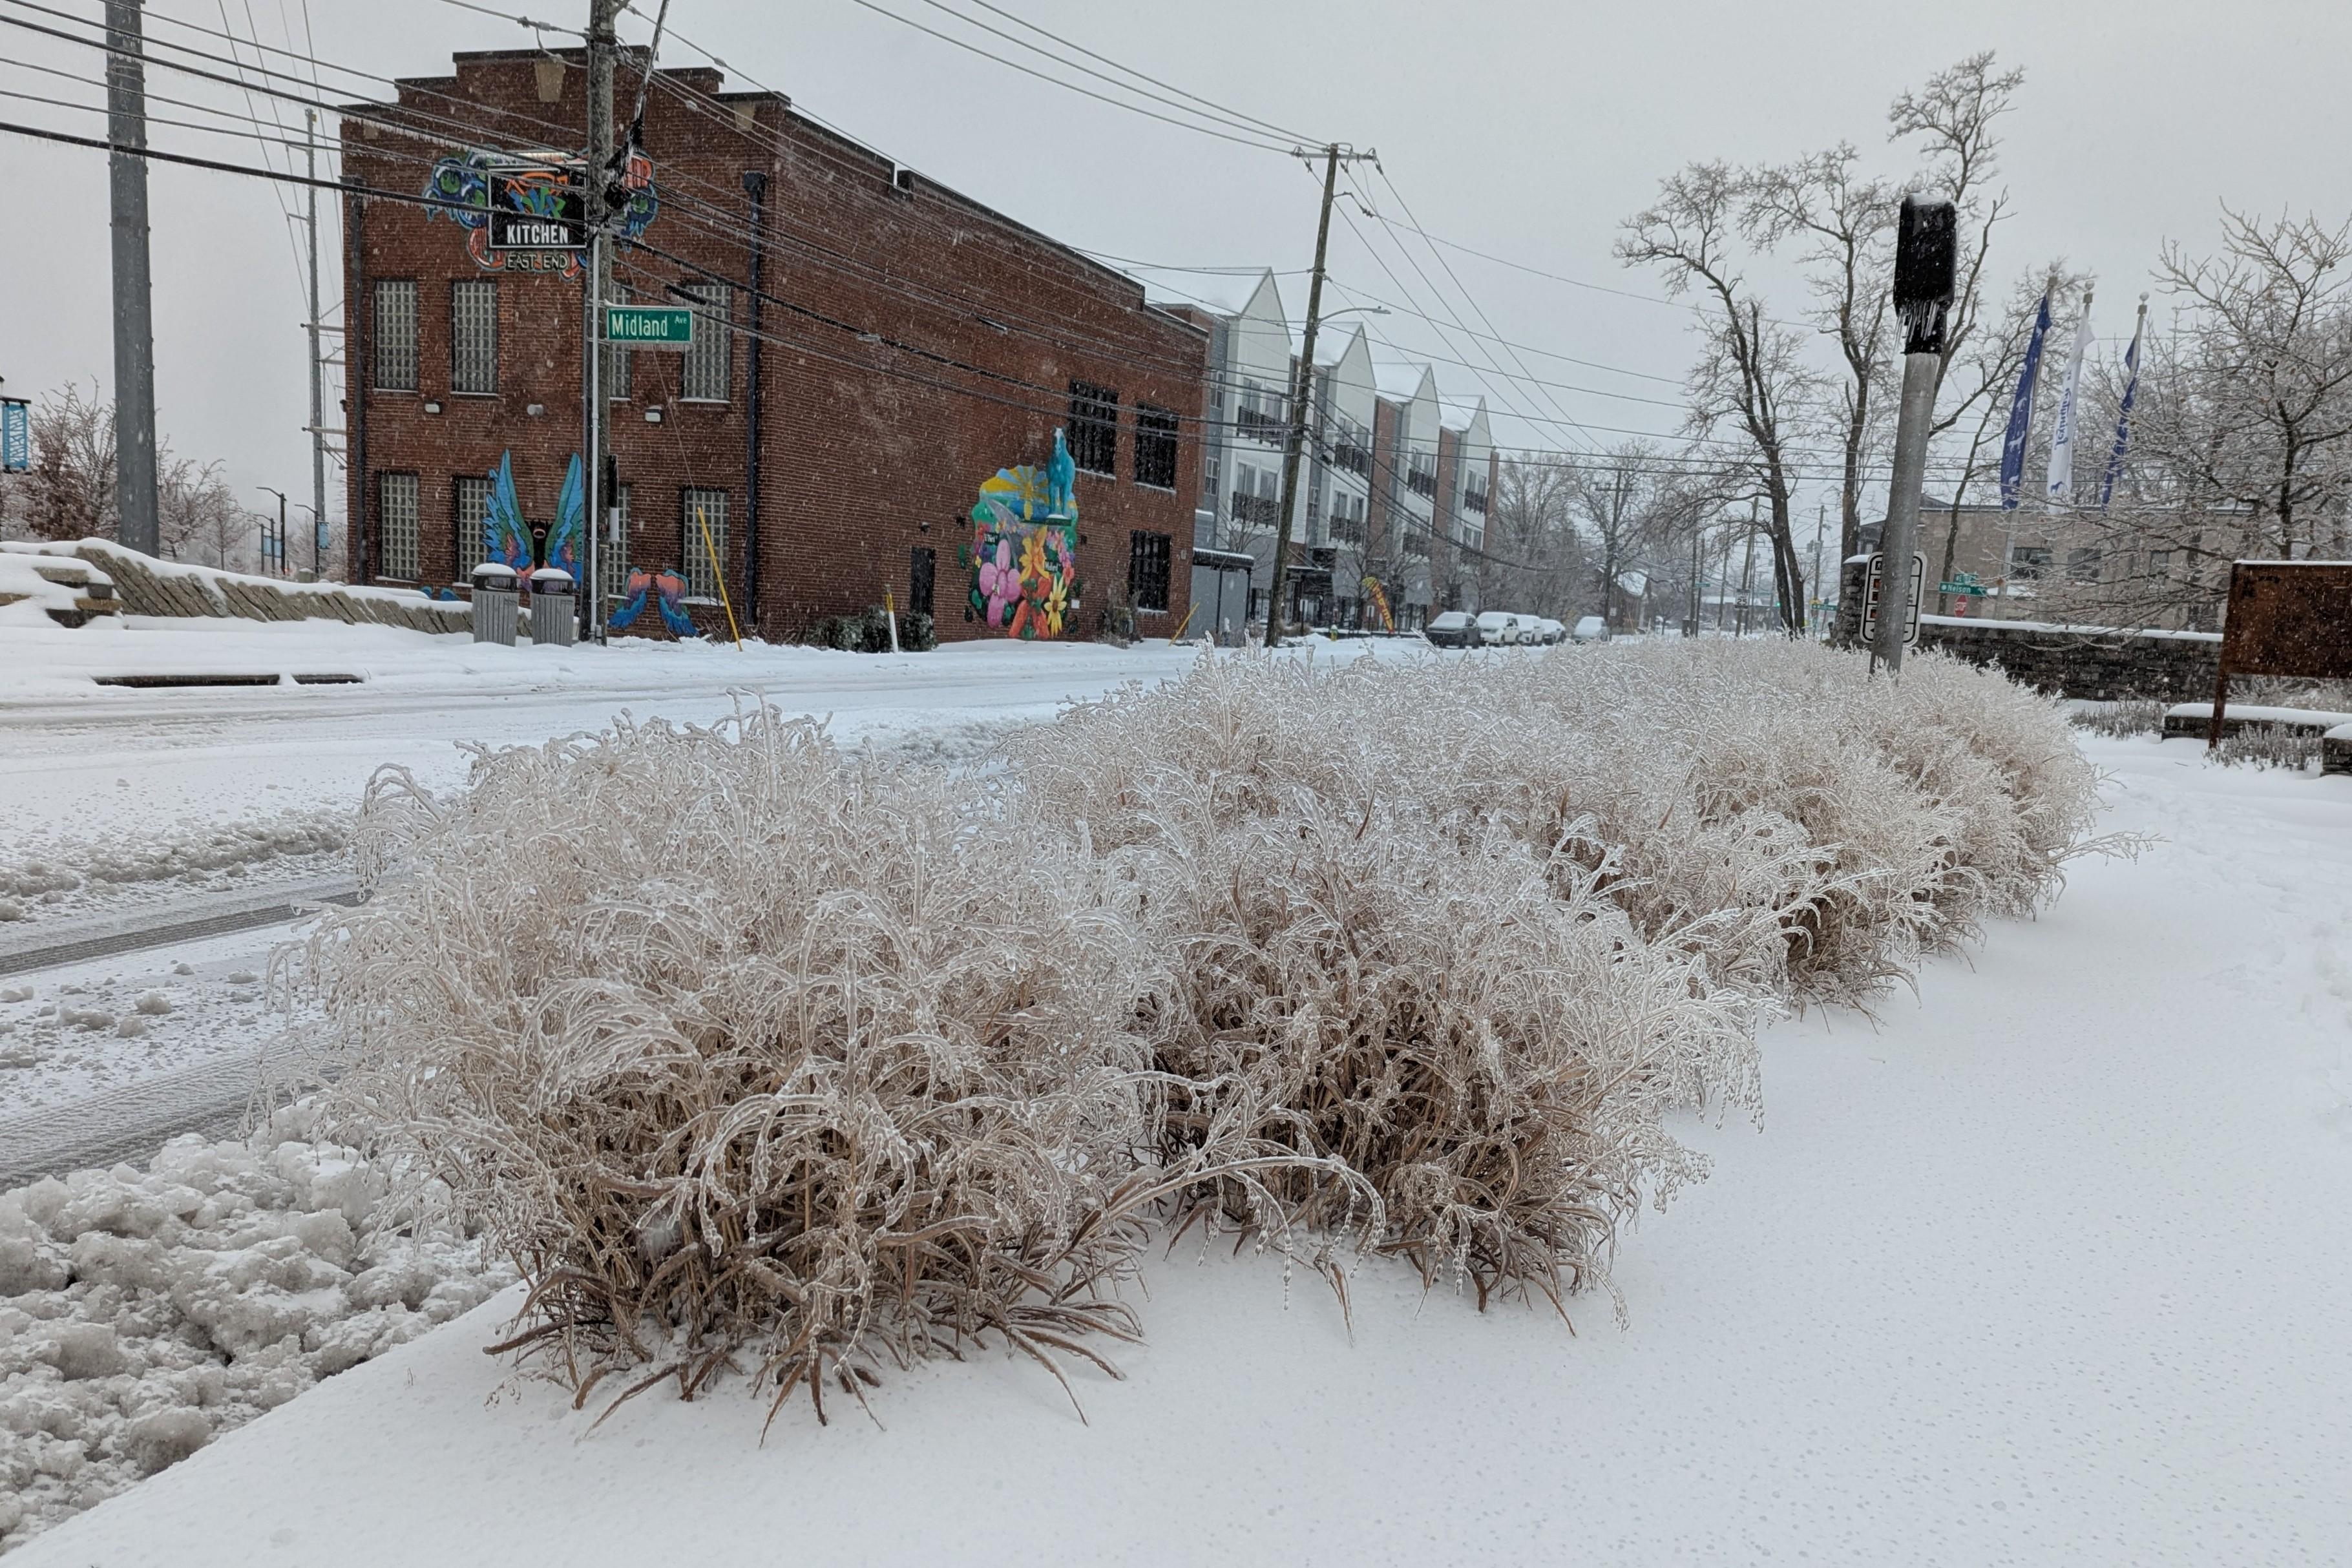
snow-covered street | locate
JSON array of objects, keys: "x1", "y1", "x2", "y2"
[{"x1": 8, "y1": 724, "x2": 2347, "y2": 1567}]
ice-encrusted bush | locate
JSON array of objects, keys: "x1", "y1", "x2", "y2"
[
  {"x1": 310, "y1": 707, "x2": 1174, "y2": 1425},
  {"x1": 0, "y1": 1107, "x2": 506, "y2": 1554},
  {"x1": 1117, "y1": 777, "x2": 1762, "y2": 1312}
]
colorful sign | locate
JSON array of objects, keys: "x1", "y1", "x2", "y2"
[
  {"x1": 425, "y1": 149, "x2": 658, "y2": 277},
  {"x1": 0, "y1": 399, "x2": 26, "y2": 473}
]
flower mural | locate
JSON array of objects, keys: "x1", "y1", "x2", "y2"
[{"x1": 964, "y1": 454, "x2": 1082, "y2": 640}]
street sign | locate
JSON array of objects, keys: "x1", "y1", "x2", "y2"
[
  {"x1": 605, "y1": 306, "x2": 695, "y2": 348},
  {"x1": 0, "y1": 398, "x2": 26, "y2": 472},
  {"x1": 1938, "y1": 581, "x2": 1990, "y2": 596},
  {"x1": 485, "y1": 162, "x2": 585, "y2": 251},
  {"x1": 1862, "y1": 550, "x2": 1926, "y2": 647}
]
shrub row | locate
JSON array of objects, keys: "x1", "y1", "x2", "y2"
[{"x1": 308, "y1": 643, "x2": 2103, "y2": 1424}]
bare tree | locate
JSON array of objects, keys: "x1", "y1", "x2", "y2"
[
  {"x1": 1619, "y1": 163, "x2": 1821, "y2": 634},
  {"x1": 1745, "y1": 146, "x2": 1899, "y2": 567},
  {"x1": 1891, "y1": 52, "x2": 2027, "y2": 447},
  {"x1": 1488, "y1": 453, "x2": 1586, "y2": 618},
  {"x1": 22, "y1": 381, "x2": 118, "y2": 543},
  {"x1": 2143, "y1": 207, "x2": 2352, "y2": 559},
  {"x1": 160, "y1": 458, "x2": 249, "y2": 569}
]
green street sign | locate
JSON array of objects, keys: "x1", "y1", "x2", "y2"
[
  {"x1": 1938, "y1": 581, "x2": 1990, "y2": 596},
  {"x1": 605, "y1": 306, "x2": 694, "y2": 348}
]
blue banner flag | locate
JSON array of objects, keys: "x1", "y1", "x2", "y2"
[
  {"x1": 0, "y1": 398, "x2": 28, "y2": 473},
  {"x1": 2099, "y1": 303, "x2": 2147, "y2": 510},
  {"x1": 1998, "y1": 291, "x2": 2052, "y2": 512}
]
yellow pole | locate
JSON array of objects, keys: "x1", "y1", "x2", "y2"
[
  {"x1": 692, "y1": 505, "x2": 743, "y2": 650},
  {"x1": 1170, "y1": 601, "x2": 1198, "y2": 641}
]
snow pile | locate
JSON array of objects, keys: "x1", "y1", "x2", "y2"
[
  {"x1": 0, "y1": 1103, "x2": 509, "y2": 1553},
  {"x1": 0, "y1": 810, "x2": 350, "y2": 921}
]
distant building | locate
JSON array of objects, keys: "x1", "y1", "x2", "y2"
[{"x1": 340, "y1": 49, "x2": 1204, "y2": 643}]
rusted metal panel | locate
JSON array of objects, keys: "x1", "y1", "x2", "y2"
[{"x1": 2207, "y1": 561, "x2": 2352, "y2": 747}]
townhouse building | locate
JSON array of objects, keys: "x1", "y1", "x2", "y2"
[{"x1": 340, "y1": 49, "x2": 1204, "y2": 643}]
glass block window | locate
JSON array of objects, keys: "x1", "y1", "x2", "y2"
[
  {"x1": 451, "y1": 280, "x2": 498, "y2": 395},
  {"x1": 680, "y1": 284, "x2": 731, "y2": 401},
  {"x1": 372, "y1": 280, "x2": 417, "y2": 392},
  {"x1": 682, "y1": 486, "x2": 728, "y2": 598},
  {"x1": 598, "y1": 484, "x2": 631, "y2": 606},
  {"x1": 379, "y1": 471, "x2": 419, "y2": 581}
]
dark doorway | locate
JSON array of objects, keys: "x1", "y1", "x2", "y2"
[{"x1": 909, "y1": 546, "x2": 936, "y2": 619}]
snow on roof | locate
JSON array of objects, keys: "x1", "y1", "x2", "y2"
[
  {"x1": 1297, "y1": 321, "x2": 1367, "y2": 369},
  {"x1": 1372, "y1": 358, "x2": 1434, "y2": 402},
  {"x1": 1438, "y1": 397, "x2": 1484, "y2": 434},
  {"x1": 1121, "y1": 266, "x2": 1274, "y2": 320},
  {"x1": 1616, "y1": 570, "x2": 1650, "y2": 598}
]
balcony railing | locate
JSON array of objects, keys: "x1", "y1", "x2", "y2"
[
  {"x1": 1234, "y1": 406, "x2": 1287, "y2": 443},
  {"x1": 1330, "y1": 441, "x2": 1371, "y2": 477},
  {"x1": 1231, "y1": 491, "x2": 1281, "y2": 527},
  {"x1": 1463, "y1": 486, "x2": 1488, "y2": 515},
  {"x1": 1406, "y1": 468, "x2": 1438, "y2": 499}
]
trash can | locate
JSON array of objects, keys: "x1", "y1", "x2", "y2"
[
  {"x1": 527, "y1": 567, "x2": 576, "y2": 647},
  {"x1": 470, "y1": 563, "x2": 518, "y2": 646}
]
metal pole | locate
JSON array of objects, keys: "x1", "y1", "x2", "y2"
[
  {"x1": 1811, "y1": 502, "x2": 1825, "y2": 639},
  {"x1": 583, "y1": 0, "x2": 623, "y2": 641},
  {"x1": 741, "y1": 169, "x2": 766, "y2": 631},
  {"x1": 1876, "y1": 193, "x2": 1957, "y2": 674},
  {"x1": 304, "y1": 110, "x2": 326, "y2": 581},
  {"x1": 105, "y1": 0, "x2": 158, "y2": 556}
]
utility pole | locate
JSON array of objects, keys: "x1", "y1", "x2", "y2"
[
  {"x1": 1874, "y1": 192, "x2": 1957, "y2": 673},
  {"x1": 582, "y1": 0, "x2": 626, "y2": 642},
  {"x1": 105, "y1": 0, "x2": 158, "y2": 556},
  {"x1": 1735, "y1": 502, "x2": 1757, "y2": 638},
  {"x1": 304, "y1": 110, "x2": 326, "y2": 581},
  {"x1": 1810, "y1": 501, "x2": 1825, "y2": 640},
  {"x1": 1265, "y1": 141, "x2": 1376, "y2": 649}
]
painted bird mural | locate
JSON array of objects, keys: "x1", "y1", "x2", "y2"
[{"x1": 609, "y1": 567, "x2": 695, "y2": 636}]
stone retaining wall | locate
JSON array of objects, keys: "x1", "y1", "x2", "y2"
[
  {"x1": 71, "y1": 543, "x2": 469, "y2": 636},
  {"x1": 1915, "y1": 617, "x2": 2221, "y2": 700}
]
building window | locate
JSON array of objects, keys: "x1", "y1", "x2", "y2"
[
  {"x1": 2009, "y1": 545, "x2": 2051, "y2": 580},
  {"x1": 1128, "y1": 530, "x2": 1171, "y2": 613},
  {"x1": 2148, "y1": 550, "x2": 2172, "y2": 581},
  {"x1": 455, "y1": 474, "x2": 491, "y2": 571},
  {"x1": 372, "y1": 280, "x2": 417, "y2": 392},
  {"x1": 1134, "y1": 404, "x2": 1179, "y2": 490},
  {"x1": 379, "y1": 472, "x2": 419, "y2": 581},
  {"x1": 599, "y1": 484, "x2": 631, "y2": 606},
  {"x1": 1464, "y1": 477, "x2": 1489, "y2": 515},
  {"x1": 2067, "y1": 547, "x2": 2103, "y2": 583},
  {"x1": 1202, "y1": 448, "x2": 1221, "y2": 502},
  {"x1": 1232, "y1": 466, "x2": 1280, "y2": 528},
  {"x1": 609, "y1": 340, "x2": 631, "y2": 402},
  {"x1": 680, "y1": 284, "x2": 731, "y2": 401},
  {"x1": 1330, "y1": 492, "x2": 1366, "y2": 543},
  {"x1": 451, "y1": 280, "x2": 498, "y2": 395},
  {"x1": 682, "y1": 486, "x2": 728, "y2": 598},
  {"x1": 1067, "y1": 381, "x2": 1118, "y2": 476},
  {"x1": 1407, "y1": 452, "x2": 1438, "y2": 499}
]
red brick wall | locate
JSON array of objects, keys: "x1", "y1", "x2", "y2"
[{"x1": 341, "y1": 51, "x2": 1204, "y2": 644}]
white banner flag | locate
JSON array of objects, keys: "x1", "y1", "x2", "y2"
[{"x1": 2044, "y1": 291, "x2": 2095, "y2": 505}]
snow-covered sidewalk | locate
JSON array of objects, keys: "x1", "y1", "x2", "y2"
[{"x1": 11, "y1": 732, "x2": 2347, "y2": 1567}]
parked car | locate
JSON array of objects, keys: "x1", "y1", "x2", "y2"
[
  {"x1": 1424, "y1": 610, "x2": 1478, "y2": 648},
  {"x1": 1533, "y1": 617, "x2": 1566, "y2": 645},
  {"x1": 1473, "y1": 611, "x2": 1527, "y2": 646},
  {"x1": 1571, "y1": 615, "x2": 1608, "y2": 643}
]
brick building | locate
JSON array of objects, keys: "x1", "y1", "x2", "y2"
[{"x1": 339, "y1": 50, "x2": 1204, "y2": 642}]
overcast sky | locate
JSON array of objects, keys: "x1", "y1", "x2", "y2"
[{"x1": 5, "y1": 0, "x2": 2349, "y2": 546}]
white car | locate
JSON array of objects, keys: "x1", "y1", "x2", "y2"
[
  {"x1": 1533, "y1": 617, "x2": 1566, "y2": 645},
  {"x1": 1473, "y1": 611, "x2": 1527, "y2": 646},
  {"x1": 1571, "y1": 615, "x2": 1608, "y2": 643}
]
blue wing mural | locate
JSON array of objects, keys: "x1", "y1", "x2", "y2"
[
  {"x1": 484, "y1": 452, "x2": 530, "y2": 574},
  {"x1": 546, "y1": 454, "x2": 584, "y2": 580}
]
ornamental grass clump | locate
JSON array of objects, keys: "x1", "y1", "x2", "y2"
[
  {"x1": 308, "y1": 706, "x2": 1168, "y2": 1425},
  {"x1": 1111, "y1": 775, "x2": 1763, "y2": 1313}
]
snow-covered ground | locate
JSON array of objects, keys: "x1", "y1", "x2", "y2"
[{"x1": 8, "y1": 728, "x2": 2348, "y2": 1566}]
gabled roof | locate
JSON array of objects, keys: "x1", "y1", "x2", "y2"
[
  {"x1": 1372, "y1": 357, "x2": 1436, "y2": 404},
  {"x1": 1122, "y1": 266, "x2": 1280, "y2": 322}
]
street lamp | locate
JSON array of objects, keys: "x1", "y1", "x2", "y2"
[{"x1": 255, "y1": 486, "x2": 288, "y2": 578}]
